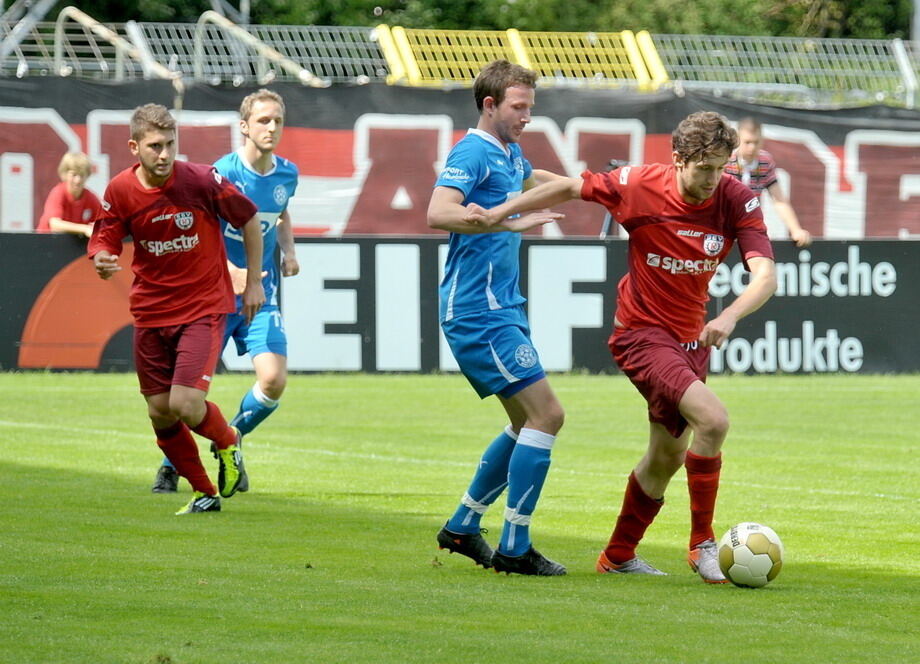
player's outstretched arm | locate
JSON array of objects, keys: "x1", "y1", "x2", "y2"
[
  {"x1": 427, "y1": 186, "x2": 560, "y2": 234},
  {"x1": 239, "y1": 214, "x2": 265, "y2": 323},
  {"x1": 464, "y1": 177, "x2": 582, "y2": 227},
  {"x1": 699, "y1": 256, "x2": 777, "y2": 348}
]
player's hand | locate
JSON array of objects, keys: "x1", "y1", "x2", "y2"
[
  {"x1": 698, "y1": 314, "x2": 737, "y2": 348},
  {"x1": 502, "y1": 210, "x2": 564, "y2": 233},
  {"x1": 241, "y1": 283, "x2": 265, "y2": 325},
  {"x1": 228, "y1": 263, "x2": 268, "y2": 295},
  {"x1": 791, "y1": 228, "x2": 812, "y2": 247},
  {"x1": 281, "y1": 253, "x2": 300, "y2": 277},
  {"x1": 93, "y1": 251, "x2": 121, "y2": 280},
  {"x1": 463, "y1": 203, "x2": 499, "y2": 226},
  {"x1": 83, "y1": 224, "x2": 94, "y2": 239}
]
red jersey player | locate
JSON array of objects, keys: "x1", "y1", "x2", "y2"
[
  {"x1": 89, "y1": 103, "x2": 265, "y2": 515},
  {"x1": 465, "y1": 111, "x2": 777, "y2": 583}
]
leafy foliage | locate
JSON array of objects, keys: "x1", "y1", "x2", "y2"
[{"x1": 85, "y1": 0, "x2": 913, "y2": 39}]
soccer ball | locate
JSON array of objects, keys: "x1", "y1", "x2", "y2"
[{"x1": 718, "y1": 522, "x2": 784, "y2": 588}]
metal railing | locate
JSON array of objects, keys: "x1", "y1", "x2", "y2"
[
  {"x1": 376, "y1": 25, "x2": 657, "y2": 90},
  {"x1": 3, "y1": 8, "x2": 920, "y2": 109},
  {"x1": 650, "y1": 33, "x2": 917, "y2": 108}
]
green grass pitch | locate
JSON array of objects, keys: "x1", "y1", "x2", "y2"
[{"x1": 1, "y1": 372, "x2": 917, "y2": 663}]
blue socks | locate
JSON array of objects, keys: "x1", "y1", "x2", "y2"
[
  {"x1": 229, "y1": 383, "x2": 279, "y2": 436},
  {"x1": 499, "y1": 428, "x2": 555, "y2": 557},
  {"x1": 158, "y1": 383, "x2": 280, "y2": 469},
  {"x1": 446, "y1": 426, "x2": 518, "y2": 534}
]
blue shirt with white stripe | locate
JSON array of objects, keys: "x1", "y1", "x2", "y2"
[
  {"x1": 436, "y1": 129, "x2": 533, "y2": 322},
  {"x1": 214, "y1": 149, "x2": 299, "y2": 307}
]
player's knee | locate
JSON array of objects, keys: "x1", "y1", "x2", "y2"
[
  {"x1": 168, "y1": 396, "x2": 204, "y2": 424},
  {"x1": 697, "y1": 408, "x2": 730, "y2": 443},
  {"x1": 260, "y1": 374, "x2": 286, "y2": 400},
  {"x1": 539, "y1": 403, "x2": 565, "y2": 435},
  {"x1": 651, "y1": 446, "x2": 686, "y2": 476}
]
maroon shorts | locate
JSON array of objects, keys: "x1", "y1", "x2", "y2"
[
  {"x1": 134, "y1": 314, "x2": 226, "y2": 396},
  {"x1": 609, "y1": 326, "x2": 711, "y2": 438}
]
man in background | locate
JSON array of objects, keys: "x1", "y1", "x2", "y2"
[
  {"x1": 152, "y1": 89, "x2": 300, "y2": 494},
  {"x1": 725, "y1": 117, "x2": 812, "y2": 247}
]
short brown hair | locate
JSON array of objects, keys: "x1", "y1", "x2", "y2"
[
  {"x1": 239, "y1": 88, "x2": 285, "y2": 121},
  {"x1": 737, "y1": 116, "x2": 762, "y2": 133},
  {"x1": 130, "y1": 103, "x2": 176, "y2": 141},
  {"x1": 473, "y1": 60, "x2": 537, "y2": 112},
  {"x1": 57, "y1": 152, "x2": 92, "y2": 178}
]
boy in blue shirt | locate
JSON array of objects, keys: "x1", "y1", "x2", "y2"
[
  {"x1": 429, "y1": 60, "x2": 567, "y2": 576},
  {"x1": 152, "y1": 89, "x2": 299, "y2": 493}
]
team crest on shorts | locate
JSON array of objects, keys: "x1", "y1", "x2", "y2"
[
  {"x1": 273, "y1": 184, "x2": 288, "y2": 205},
  {"x1": 702, "y1": 233, "x2": 725, "y2": 256},
  {"x1": 515, "y1": 344, "x2": 538, "y2": 369},
  {"x1": 174, "y1": 211, "x2": 194, "y2": 230}
]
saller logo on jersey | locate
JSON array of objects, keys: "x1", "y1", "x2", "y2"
[{"x1": 745, "y1": 197, "x2": 760, "y2": 212}]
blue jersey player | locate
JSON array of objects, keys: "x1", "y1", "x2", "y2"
[
  {"x1": 429, "y1": 60, "x2": 567, "y2": 576},
  {"x1": 152, "y1": 89, "x2": 299, "y2": 493}
]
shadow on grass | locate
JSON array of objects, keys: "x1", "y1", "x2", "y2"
[{"x1": 1, "y1": 459, "x2": 913, "y2": 664}]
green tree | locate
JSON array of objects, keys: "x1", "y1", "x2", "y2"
[{"x1": 78, "y1": 0, "x2": 915, "y2": 38}]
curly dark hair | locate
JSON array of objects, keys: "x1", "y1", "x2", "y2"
[{"x1": 672, "y1": 111, "x2": 738, "y2": 163}]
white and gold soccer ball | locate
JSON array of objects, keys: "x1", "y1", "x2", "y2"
[{"x1": 718, "y1": 522, "x2": 784, "y2": 588}]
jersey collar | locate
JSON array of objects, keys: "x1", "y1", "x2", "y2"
[
  {"x1": 467, "y1": 128, "x2": 512, "y2": 158},
  {"x1": 237, "y1": 147, "x2": 277, "y2": 176}
]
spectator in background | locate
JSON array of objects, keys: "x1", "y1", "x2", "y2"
[
  {"x1": 37, "y1": 152, "x2": 103, "y2": 238},
  {"x1": 725, "y1": 117, "x2": 812, "y2": 247}
]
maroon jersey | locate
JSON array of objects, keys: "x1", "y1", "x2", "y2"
[
  {"x1": 89, "y1": 160, "x2": 257, "y2": 327},
  {"x1": 581, "y1": 163, "x2": 774, "y2": 342},
  {"x1": 724, "y1": 149, "x2": 778, "y2": 195},
  {"x1": 37, "y1": 182, "x2": 103, "y2": 232}
]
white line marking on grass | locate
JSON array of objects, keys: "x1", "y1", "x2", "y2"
[{"x1": 2, "y1": 419, "x2": 916, "y2": 503}]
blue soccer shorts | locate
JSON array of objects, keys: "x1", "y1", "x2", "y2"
[
  {"x1": 224, "y1": 304, "x2": 287, "y2": 358},
  {"x1": 442, "y1": 305, "x2": 546, "y2": 399}
]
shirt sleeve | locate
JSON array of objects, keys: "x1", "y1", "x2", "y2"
[
  {"x1": 731, "y1": 184, "x2": 774, "y2": 266},
  {"x1": 87, "y1": 188, "x2": 128, "y2": 258},
  {"x1": 211, "y1": 167, "x2": 258, "y2": 229},
  {"x1": 580, "y1": 169, "x2": 623, "y2": 210},
  {"x1": 521, "y1": 155, "x2": 533, "y2": 181},
  {"x1": 434, "y1": 141, "x2": 482, "y2": 200}
]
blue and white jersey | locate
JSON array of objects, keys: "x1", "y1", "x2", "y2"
[
  {"x1": 214, "y1": 149, "x2": 299, "y2": 307},
  {"x1": 436, "y1": 129, "x2": 533, "y2": 322}
]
